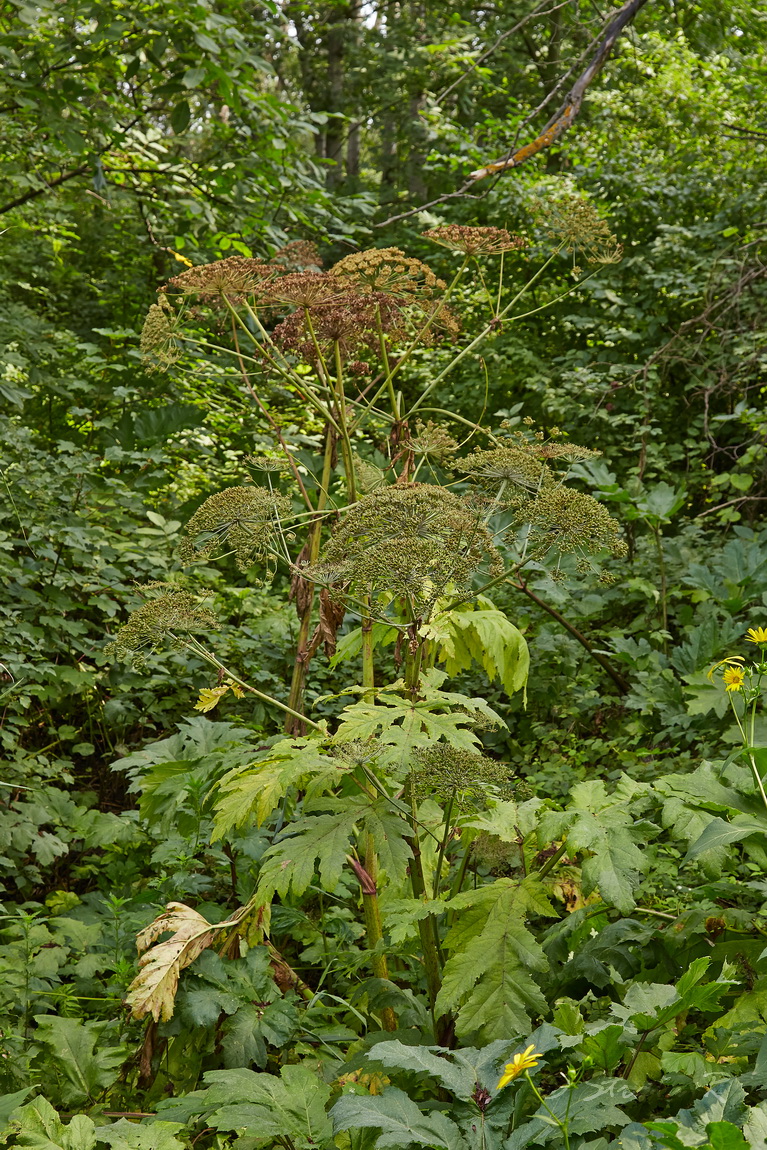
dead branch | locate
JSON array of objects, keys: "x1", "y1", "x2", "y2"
[{"x1": 469, "y1": 0, "x2": 649, "y2": 181}]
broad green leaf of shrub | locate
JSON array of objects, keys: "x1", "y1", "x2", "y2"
[
  {"x1": 506, "y1": 1079, "x2": 635, "y2": 1149},
  {"x1": 436, "y1": 878, "x2": 555, "y2": 1044},
  {"x1": 0, "y1": 1088, "x2": 34, "y2": 1133},
  {"x1": 10, "y1": 1095, "x2": 96, "y2": 1150},
  {"x1": 686, "y1": 815, "x2": 767, "y2": 862},
  {"x1": 206, "y1": 1064, "x2": 333, "y2": 1149},
  {"x1": 331, "y1": 1087, "x2": 465, "y2": 1150},
  {"x1": 96, "y1": 1121, "x2": 186, "y2": 1150},
  {"x1": 538, "y1": 778, "x2": 653, "y2": 913},
  {"x1": 611, "y1": 958, "x2": 731, "y2": 1034},
  {"x1": 32, "y1": 1018, "x2": 127, "y2": 1108}
]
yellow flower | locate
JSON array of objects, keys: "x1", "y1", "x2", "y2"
[
  {"x1": 746, "y1": 626, "x2": 767, "y2": 645},
  {"x1": 496, "y1": 1045, "x2": 541, "y2": 1089},
  {"x1": 707, "y1": 656, "x2": 744, "y2": 682},
  {"x1": 722, "y1": 666, "x2": 745, "y2": 692}
]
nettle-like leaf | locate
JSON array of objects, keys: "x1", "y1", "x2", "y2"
[
  {"x1": 212, "y1": 735, "x2": 339, "y2": 839},
  {"x1": 125, "y1": 902, "x2": 246, "y2": 1022},
  {"x1": 507, "y1": 1078, "x2": 635, "y2": 1149},
  {"x1": 256, "y1": 796, "x2": 411, "y2": 902},
  {"x1": 436, "y1": 878, "x2": 555, "y2": 1044},
  {"x1": 157, "y1": 1064, "x2": 333, "y2": 1150},
  {"x1": 538, "y1": 777, "x2": 654, "y2": 914},
  {"x1": 331, "y1": 1087, "x2": 465, "y2": 1150},
  {"x1": 334, "y1": 671, "x2": 505, "y2": 780},
  {"x1": 425, "y1": 596, "x2": 530, "y2": 700}
]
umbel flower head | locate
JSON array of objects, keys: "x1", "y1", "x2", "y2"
[
  {"x1": 460, "y1": 446, "x2": 547, "y2": 493},
  {"x1": 272, "y1": 291, "x2": 403, "y2": 365},
  {"x1": 410, "y1": 420, "x2": 459, "y2": 465},
  {"x1": 331, "y1": 247, "x2": 445, "y2": 298},
  {"x1": 179, "y1": 486, "x2": 291, "y2": 574},
  {"x1": 413, "y1": 745, "x2": 511, "y2": 811},
  {"x1": 422, "y1": 226, "x2": 527, "y2": 256},
  {"x1": 139, "y1": 298, "x2": 183, "y2": 371},
  {"x1": 259, "y1": 271, "x2": 348, "y2": 309},
  {"x1": 317, "y1": 484, "x2": 501, "y2": 614},
  {"x1": 107, "y1": 585, "x2": 216, "y2": 668},
  {"x1": 270, "y1": 239, "x2": 323, "y2": 272},
  {"x1": 537, "y1": 195, "x2": 623, "y2": 265},
  {"x1": 165, "y1": 256, "x2": 277, "y2": 300},
  {"x1": 525, "y1": 486, "x2": 627, "y2": 561}
]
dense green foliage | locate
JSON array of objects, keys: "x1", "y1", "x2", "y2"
[{"x1": 3, "y1": 1, "x2": 767, "y2": 1148}]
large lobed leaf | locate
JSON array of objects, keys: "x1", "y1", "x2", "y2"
[
  {"x1": 125, "y1": 902, "x2": 244, "y2": 1022},
  {"x1": 436, "y1": 878, "x2": 555, "y2": 1044}
]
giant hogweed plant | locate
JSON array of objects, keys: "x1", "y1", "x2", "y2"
[{"x1": 111, "y1": 204, "x2": 631, "y2": 1053}]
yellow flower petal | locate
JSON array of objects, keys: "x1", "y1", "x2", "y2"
[
  {"x1": 722, "y1": 666, "x2": 745, "y2": 692},
  {"x1": 496, "y1": 1046, "x2": 541, "y2": 1090},
  {"x1": 746, "y1": 626, "x2": 767, "y2": 645}
]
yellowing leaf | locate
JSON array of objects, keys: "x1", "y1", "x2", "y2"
[
  {"x1": 126, "y1": 902, "x2": 242, "y2": 1022},
  {"x1": 226, "y1": 679, "x2": 245, "y2": 698},
  {"x1": 194, "y1": 685, "x2": 229, "y2": 713}
]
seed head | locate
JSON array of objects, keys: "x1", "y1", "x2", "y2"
[
  {"x1": 318, "y1": 484, "x2": 501, "y2": 613},
  {"x1": 331, "y1": 247, "x2": 445, "y2": 298},
  {"x1": 179, "y1": 485, "x2": 291, "y2": 574},
  {"x1": 460, "y1": 447, "x2": 547, "y2": 492},
  {"x1": 271, "y1": 240, "x2": 323, "y2": 272},
  {"x1": 410, "y1": 420, "x2": 459, "y2": 464},
  {"x1": 259, "y1": 272, "x2": 348, "y2": 308},
  {"x1": 537, "y1": 195, "x2": 623, "y2": 265},
  {"x1": 525, "y1": 486, "x2": 626, "y2": 560},
  {"x1": 139, "y1": 299, "x2": 183, "y2": 371},
  {"x1": 165, "y1": 257, "x2": 277, "y2": 300},
  {"x1": 422, "y1": 226, "x2": 527, "y2": 256},
  {"x1": 107, "y1": 585, "x2": 216, "y2": 668},
  {"x1": 413, "y1": 745, "x2": 511, "y2": 811}
]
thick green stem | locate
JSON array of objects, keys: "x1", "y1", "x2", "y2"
[
  {"x1": 285, "y1": 428, "x2": 335, "y2": 733},
  {"x1": 361, "y1": 592, "x2": 375, "y2": 703},
  {"x1": 653, "y1": 525, "x2": 668, "y2": 636},
  {"x1": 360, "y1": 833, "x2": 397, "y2": 1032},
  {"x1": 333, "y1": 341, "x2": 357, "y2": 502}
]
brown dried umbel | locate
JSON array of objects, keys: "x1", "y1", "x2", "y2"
[
  {"x1": 272, "y1": 291, "x2": 403, "y2": 366},
  {"x1": 422, "y1": 226, "x2": 527, "y2": 256},
  {"x1": 260, "y1": 272, "x2": 348, "y2": 309},
  {"x1": 271, "y1": 240, "x2": 323, "y2": 272},
  {"x1": 331, "y1": 247, "x2": 445, "y2": 298},
  {"x1": 165, "y1": 257, "x2": 277, "y2": 299},
  {"x1": 317, "y1": 484, "x2": 501, "y2": 612},
  {"x1": 179, "y1": 486, "x2": 291, "y2": 574}
]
